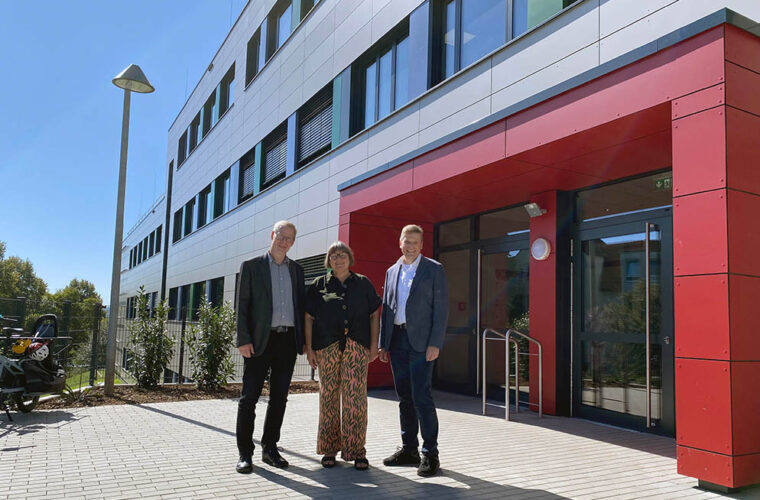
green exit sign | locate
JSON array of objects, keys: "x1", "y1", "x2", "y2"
[{"x1": 655, "y1": 177, "x2": 672, "y2": 190}]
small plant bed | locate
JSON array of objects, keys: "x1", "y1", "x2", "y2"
[{"x1": 37, "y1": 381, "x2": 319, "y2": 409}]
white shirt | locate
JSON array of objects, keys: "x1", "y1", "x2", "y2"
[{"x1": 394, "y1": 254, "x2": 422, "y2": 325}]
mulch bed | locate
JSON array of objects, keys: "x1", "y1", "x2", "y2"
[{"x1": 36, "y1": 381, "x2": 319, "y2": 409}]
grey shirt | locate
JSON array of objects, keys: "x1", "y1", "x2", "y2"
[{"x1": 268, "y1": 252, "x2": 295, "y2": 328}]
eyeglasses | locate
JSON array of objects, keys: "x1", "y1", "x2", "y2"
[
  {"x1": 274, "y1": 233, "x2": 294, "y2": 243},
  {"x1": 329, "y1": 252, "x2": 349, "y2": 261}
]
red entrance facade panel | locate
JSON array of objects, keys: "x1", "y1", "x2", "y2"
[{"x1": 339, "y1": 24, "x2": 760, "y2": 489}]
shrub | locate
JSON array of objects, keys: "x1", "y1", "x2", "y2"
[
  {"x1": 127, "y1": 287, "x2": 174, "y2": 389},
  {"x1": 185, "y1": 298, "x2": 236, "y2": 390}
]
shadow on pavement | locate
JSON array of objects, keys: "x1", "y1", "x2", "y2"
[
  {"x1": 370, "y1": 388, "x2": 677, "y2": 459},
  {"x1": 252, "y1": 446, "x2": 570, "y2": 499},
  {"x1": 0, "y1": 409, "x2": 79, "y2": 441}
]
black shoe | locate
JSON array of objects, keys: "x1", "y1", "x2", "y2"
[
  {"x1": 417, "y1": 455, "x2": 440, "y2": 477},
  {"x1": 236, "y1": 457, "x2": 253, "y2": 474},
  {"x1": 262, "y1": 447, "x2": 289, "y2": 468},
  {"x1": 383, "y1": 447, "x2": 421, "y2": 466}
]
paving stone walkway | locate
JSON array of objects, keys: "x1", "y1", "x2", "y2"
[{"x1": 1, "y1": 390, "x2": 758, "y2": 499}]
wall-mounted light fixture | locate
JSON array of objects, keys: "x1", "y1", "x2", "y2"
[
  {"x1": 524, "y1": 202, "x2": 547, "y2": 217},
  {"x1": 531, "y1": 237, "x2": 552, "y2": 261}
]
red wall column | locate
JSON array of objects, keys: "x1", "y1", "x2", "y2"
[
  {"x1": 672, "y1": 26, "x2": 760, "y2": 489},
  {"x1": 339, "y1": 213, "x2": 434, "y2": 387},
  {"x1": 528, "y1": 192, "x2": 559, "y2": 415}
]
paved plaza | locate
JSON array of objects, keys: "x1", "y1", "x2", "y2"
[{"x1": 1, "y1": 390, "x2": 758, "y2": 499}]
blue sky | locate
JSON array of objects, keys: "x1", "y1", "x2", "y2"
[{"x1": 0, "y1": 0, "x2": 247, "y2": 300}]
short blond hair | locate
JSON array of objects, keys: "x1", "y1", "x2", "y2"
[
  {"x1": 272, "y1": 220, "x2": 297, "y2": 237},
  {"x1": 400, "y1": 224, "x2": 423, "y2": 239},
  {"x1": 324, "y1": 241, "x2": 355, "y2": 268}
]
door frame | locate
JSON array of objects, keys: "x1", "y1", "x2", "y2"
[{"x1": 572, "y1": 206, "x2": 675, "y2": 435}]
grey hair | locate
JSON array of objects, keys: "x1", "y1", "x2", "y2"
[{"x1": 272, "y1": 220, "x2": 297, "y2": 237}]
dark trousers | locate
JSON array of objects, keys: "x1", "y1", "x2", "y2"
[
  {"x1": 389, "y1": 325, "x2": 439, "y2": 457},
  {"x1": 236, "y1": 331, "x2": 297, "y2": 459}
]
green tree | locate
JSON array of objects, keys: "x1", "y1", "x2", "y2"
[
  {"x1": 185, "y1": 298, "x2": 236, "y2": 390},
  {"x1": 0, "y1": 240, "x2": 48, "y2": 303},
  {"x1": 128, "y1": 287, "x2": 174, "y2": 389}
]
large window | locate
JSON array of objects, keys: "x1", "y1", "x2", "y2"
[
  {"x1": 298, "y1": 84, "x2": 332, "y2": 167},
  {"x1": 267, "y1": 0, "x2": 293, "y2": 59},
  {"x1": 183, "y1": 198, "x2": 195, "y2": 238},
  {"x1": 262, "y1": 122, "x2": 287, "y2": 188},
  {"x1": 197, "y1": 185, "x2": 212, "y2": 229},
  {"x1": 239, "y1": 147, "x2": 256, "y2": 202},
  {"x1": 513, "y1": 0, "x2": 571, "y2": 38},
  {"x1": 245, "y1": 28, "x2": 262, "y2": 85},
  {"x1": 177, "y1": 131, "x2": 188, "y2": 166},
  {"x1": 437, "y1": 0, "x2": 575, "y2": 82},
  {"x1": 173, "y1": 210, "x2": 183, "y2": 243},
  {"x1": 219, "y1": 64, "x2": 235, "y2": 117},
  {"x1": 213, "y1": 169, "x2": 230, "y2": 218},
  {"x1": 441, "y1": 0, "x2": 506, "y2": 80},
  {"x1": 362, "y1": 31, "x2": 410, "y2": 129}
]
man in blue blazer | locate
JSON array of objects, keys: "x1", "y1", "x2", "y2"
[{"x1": 379, "y1": 224, "x2": 448, "y2": 477}]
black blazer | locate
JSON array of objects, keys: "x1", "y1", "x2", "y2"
[
  {"x1": 235, "y1": 254, "x2": 305, "y2": 356},
  {"x1": 379, "y1": 256, "x2": 449, "y2": 353}
]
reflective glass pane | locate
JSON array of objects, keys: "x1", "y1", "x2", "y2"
[
  {"x1": 438, "y1": 218, "x2": 470, "y2": 247},
  {"x1": 438, "y1": 249, "x2": 470, "y2": 328},
  {"x1": 581, "y1": 341, "x2": 662, "y2": 419},
  {"x1": 582, "y1": 230, "x2": 661, "y2": 335},
  {"x1": 378, "y1": 48, "x2": 393, "y2": 120},
  {"x1": 461, "y1": 0, "x2": 506, "y2": 68},
  {"x1": 443, "y1": 0, "x2": 456, "y2": 78},
  {"x1": 480, "y1": 249, "x2": 530, "y2": 389},
  {"x1": 479, "y1": 206, "x2": 530, "y2": 240},
  {"x1": 364, "y1": 62, "x2": 376, "y2": 128},
  {"x1": 513, "y1": 0, "x2": 564, "y2": 38},
  {"x1": 278, "y1": 4, "x2": 292, "y2": 48},
  {"x1": 577, "y1": 173, "x2": 673, "y2": 222},
  {"x1": 394, "y1": 36, "x2": 409, "y2": 109}
]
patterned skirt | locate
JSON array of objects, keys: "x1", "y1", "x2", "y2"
[{"x1": 314, "y1": 337, "x2": 370, "y2": 460}]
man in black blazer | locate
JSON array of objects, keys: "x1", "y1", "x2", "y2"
[
  {"x1": 379, "y1": 224, "x2": 448, "y2": 477},
  {"x1": 235, "y1": 220, "x2": 305, "y2": 474}
]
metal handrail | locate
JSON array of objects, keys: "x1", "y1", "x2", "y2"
[{"x1": 481, "y1": 328, "x2": 542, "y2": 420}]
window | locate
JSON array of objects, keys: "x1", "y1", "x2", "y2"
[
  {"x1": 183, "y1": 198, "x2": 195, "y2": 238},
  {"x1": 239, "y1": 147, "x2": 256, "y2": 202},
  {"x1": 188, "y1": 113, "x2": 200, "y2": 152},
  {"x1": 513, "y1": 0, "x2": 573, "y2": 38},
  {"x1": 142, "y1": 236, "x2": 149, "y2": 260},
  {"x1": 155, "y1": 225, "x2": 162, "y2": 253},
  {"x1": 137, "y1": 241, "x2": 143, "y2": 264},
  {"x1": 208, "y1": 277, "x2": 225, "y2": 308},
  {"x1": 262, "y1": 122, "x2": 287, "y2": 188},
  {"x1": 245, "y1": 28, "x2": 261, "y2": 85},
  {"x1": 198, "y1": 185, "x2": 212, "y2": 228},
  {"x1": 168, "y1": 286, "x2": 179, "y2": 320},
  {"x1": 267, "y1": 0, "x2": 293, "y2": 60},
  {"x1": 298, "y1": 84, "x2": 332, "y2": 167},
  {"x1": 202, "y1": 92, "x2": 216, "y2": 138},
  {"x1": 178, "y1": 131, "x2": 188, "y2": 166},
  {"x1": 296, "y1": 254, "x2": 327, "y2": 286},
  {"x1": 173, "y1": 209, "x2": 183, "y2": 243},
  {"x1": 440, "y1": 0, "x2": 506, "y2": 80},
  {"x1": 149, "y1": 232, "x2": 155, "y2": 256},
  {"x1": 361, "y1": 28, "x2": 410, "y2": 129},
  {"x1": 219, "y1": 64, "x2": 235, "y2": 117},
  {"x1": 213, "y1": 169, "x2": 230, "y2": 219}
]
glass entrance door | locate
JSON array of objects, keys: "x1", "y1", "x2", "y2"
[
  {"x1": 479, "y1": 243, "x2": 530, "y2": 403},
  {"x1": 573, "y1": 209, "x2": 674, "y2": 435}
]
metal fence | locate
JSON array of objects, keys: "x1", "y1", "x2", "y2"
[{"x1": 1, "y1": 297, "x2": 314, "y2": 389}]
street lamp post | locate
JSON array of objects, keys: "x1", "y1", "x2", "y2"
[{"x1": 105, "y1": 64, "x2": 154, "y2": 396}]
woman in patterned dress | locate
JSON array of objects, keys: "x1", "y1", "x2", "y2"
[{"x1": 304, "y1": 241, "x2": 381, "y2": 470}]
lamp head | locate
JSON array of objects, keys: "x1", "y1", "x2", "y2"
[{"x1": 112, "y1": 64, "x2": 154, "y2": 93}]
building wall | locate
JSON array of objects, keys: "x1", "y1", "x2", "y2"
[{"x1": 123, "y1": 0, "x2": 760, "y2": 305}]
